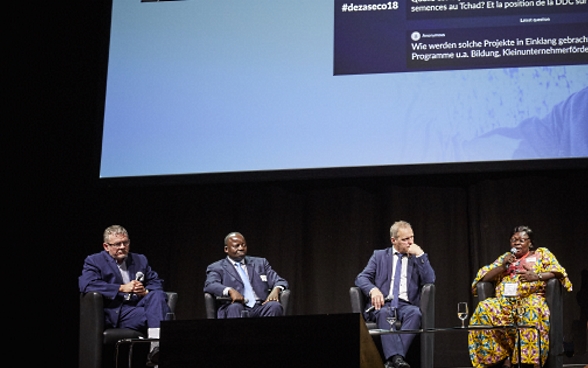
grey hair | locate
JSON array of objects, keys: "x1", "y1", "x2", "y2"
[
  {"x1": 390, "y1": 221, "x2": 412, "y2": 239},
  {"x1": 103, "y1": 225, "x2": 129, "y2": 243}
]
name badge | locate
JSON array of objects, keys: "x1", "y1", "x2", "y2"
[
  {"x1": 260, "y1": 275, "x2": 267, "y2": 282},
  {"x1": 504, "y1": 282, "x2": 518, "y2": 296},
  {"x1": 526, "y1": 256, "x2": 536, "y2": 265}
]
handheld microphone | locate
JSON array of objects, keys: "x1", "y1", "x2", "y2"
[
  {"x1": 505, "y1": 248, "x2": 518, "y2": 273},
  {"x1": 365, "y1": 305, "x2": 376, "y2": 313},
  {"x1": 125, "y1": 272, "x2": 145, "y2": 300},
  {"x1": 365, "y1": 297, "x2": 391, "y2": 313}
]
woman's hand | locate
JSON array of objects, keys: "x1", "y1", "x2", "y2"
[
  {"x1": 502, "y1": 253, "x2": 516, "y2": 268},
  {"x1": 517, "y1": 269, "x2": 540, "y2": 282}
]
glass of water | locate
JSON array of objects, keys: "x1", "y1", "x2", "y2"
[
  {"x1": 386, "y1": 307, "x2": 398, "y2": 330},
  {"x1": 457, "y1": 302, "x2": 469, "y2": 328}
]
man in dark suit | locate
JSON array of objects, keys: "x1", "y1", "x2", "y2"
[
  {"x1": 204, "y1": 232, "x2": 288, "y2": 318},
  {"x1": 79, "y1": 225, "x2": 170, "y2": 365},
  {"x1": 356, "y1": 221, "x2": 436, "y2": 368}
]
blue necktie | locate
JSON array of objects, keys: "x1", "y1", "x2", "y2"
[
  {"x1": 235, "y1": 262, "x2": 256, "y2": 308},
  {"x1": 392, "y1": 252, "x2": 403, "y2": 308}
]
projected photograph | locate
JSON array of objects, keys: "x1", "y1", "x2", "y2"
[{"x1": 99, "y1": 0, "x2": 588, "y2": 179}]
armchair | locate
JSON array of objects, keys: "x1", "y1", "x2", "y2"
[
  {"x1": 204, "y1": 289, "x2": 291, "y2": 318},
  {"x1": 476, "y1": 278, "x2": 563, "y2": 368},
  {"x1": 349, "y1": 284, "x2": 435, "y2": 367},
  {"x1": 79, "y1": 291, "x2": 178, "y2": 368}
]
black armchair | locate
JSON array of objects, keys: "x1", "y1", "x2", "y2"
[
  {"x1": 204, "y1": 289, "x2": 292, "y2": 318},
  {"x1": 476, "y1": 278, "x2": 563, "y2": 368},
  {"x1": 349, "y1": 284, "x2": 435, "y2": 367},
  {"x1": 79, "y1": 291, "x2": 178, "y2": 368}
]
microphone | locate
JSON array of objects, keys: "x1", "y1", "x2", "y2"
[
  {"x1": 365, "y1": 305, "x2": 376, "y2": 313},
  {"x1": 365, "y1": 297, "x2": 391, "y2": 313},
  {"x1": 505, "y1": 248, "x2": 518, "y2": 272},
  {"x1": 125, "y1": 272, "x2": 145, "y2": 300}
]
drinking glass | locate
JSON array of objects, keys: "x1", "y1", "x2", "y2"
[
  {"x1": 457, "y1": 302, "x2": 469, "y2": 328},
  {"x1": 386, "y1": 307, "x2": 398, "y2": 330}
]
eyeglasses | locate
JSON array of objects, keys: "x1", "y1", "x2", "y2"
[
  {"x1": 107, "y1": 240, "x2": 130, "y2": 248},
  {"x1": 510, "y1": 237, "x2": 530, "y2": 244}
]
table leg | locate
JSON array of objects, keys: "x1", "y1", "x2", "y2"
[
  {"x1": 517, "y1": 327, "x2": 522, "y2": 368},
  {"x1": 128, "y1": 342, "x2": 134, "y2": 368}
]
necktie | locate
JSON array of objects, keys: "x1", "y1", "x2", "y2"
[
  {"x1": 235, "y1": 262, "x2": 256, "y2": 308},
  {"x1": 392, "y1": 252, "x2": 403, "y2": 308}
]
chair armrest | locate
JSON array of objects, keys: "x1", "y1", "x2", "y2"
[
  {"x1": 545, "y1": 278, "x2": 564, "y2": 358},
  {"x1": 166, "y1": 292, "x2": 178, "y2": 313},
  {"x1": 280, "y1": 289, "x2": 292, "y2": 316},
  {"x1": 349, "y1": 286, "x2": 365, "y2": 314},
  {"x1": 419, "y1": 283, "x2": 435, "y2": 368},
  {"x1": 204, "y1": 292, "x2": 219, "y2": 319},
  {"x1": 420, "y1": 283, "x2": 435, "y2": 329},
  {"x1": 476, "y1": 281, "x2": 494, "y2": 302},
  {"x1": 545, "y1": 278, "x2": 562, "y2": 315},
  {"x1": 79, "y1": 292, "x2": 105, "y2": 368}
]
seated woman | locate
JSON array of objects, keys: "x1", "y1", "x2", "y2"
[{"x1": 468, "y1": 225, "x2": 572, "y2": 368}]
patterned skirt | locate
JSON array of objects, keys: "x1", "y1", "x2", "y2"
[{"x1": 468, "y1": 294, "x2": 549, "y2": 367}]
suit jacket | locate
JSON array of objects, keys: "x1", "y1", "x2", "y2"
[
  {"x1": 355, "y1": 247, "x2": 435, "y2": 313},
  {"x1": 78, "y1": 251, "x2": 165, "y2": 328},
  {"x1": 204, "y1": 256, "x2": 288, "y2": 305}
]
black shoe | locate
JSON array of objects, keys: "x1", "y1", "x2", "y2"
[
  {"x1": 146, "y1": 346, "x2": 159, "y2": 367},
  {"x1": 390, "y1": 355, "x2": 410, "y2": 368}
]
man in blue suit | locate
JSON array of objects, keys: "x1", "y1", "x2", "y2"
[
  {"x1": 356, "y1": 221, "x2": 436, "y2": 368},
  {"x1": 204, "y1": 232, "x2": 289, "y2": 318},
  {"x1": 79, "y1": 225, "x2": 170, "y2": 365}
]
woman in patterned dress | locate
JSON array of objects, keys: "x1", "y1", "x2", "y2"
[{"x1": 468, "y1": 225, "x2": 573, "y2": 368}]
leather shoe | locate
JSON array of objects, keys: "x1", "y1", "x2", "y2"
[
  {"x1": 384, "y1": 360, "x2": 395, "y2": 368},
  {"x1": 146, "y1": 346, "x2": 159, "y2": 367},
  {"x1": 389, "y1": 355, "x2": 410, "y2": 368}
]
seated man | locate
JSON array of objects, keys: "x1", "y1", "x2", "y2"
[
  {"x1": 204, "y1": 232, "x2": 288, "y2": 318},
  {"x1": 79, "y1": 225, "x2": 171, "y2": 366},
  {"x1": 355, "y1": 221, "x2": 436, "y2": 368}
]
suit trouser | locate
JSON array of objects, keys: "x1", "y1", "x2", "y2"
[
  {"x1": 374, "y1": 299, "x2": 421, "y2": 360},
  {"x1": 220, "y1": 300, "x2": 283, "y2": 318},
  {"x1": 117, "y1": 290, "x2": 170, "y2": 330}
]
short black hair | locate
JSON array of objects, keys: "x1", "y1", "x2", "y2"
[{"x1": 510, "y1": 225, "x2": 534, "y2": 248}]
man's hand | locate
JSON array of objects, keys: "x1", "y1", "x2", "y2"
[
  {"x1": 408, "y1": 243, "x2": 424, "y2": 256},
  {"x1": 119, "y1": 280, "x2": 142, "y2": 293},
  {"x1": 119, "y1": 280, "x2": 148, "y2": 297},
  {"x1": 263, "y1": 288, "x2": 281, "y2": 305},
  {"x1": 370, "y1": 288, "x2": 385, "y2": 311},
  {"x1": 132, "y1": 281, "x2": 148, "y2": 297},
  {"x1": 228, "y1": 288, "x2": 245, "y2": 303}
]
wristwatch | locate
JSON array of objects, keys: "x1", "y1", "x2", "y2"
[{"x1": 537, "y1": 273, "x2": 543, "y2": 280}]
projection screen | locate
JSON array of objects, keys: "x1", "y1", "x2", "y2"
[{"x1": 99, "y1": 0, "x2": 588, "y2": 181}]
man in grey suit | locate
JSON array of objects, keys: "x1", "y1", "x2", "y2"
[
  {"x1": 355, "y1": 221, "x2": 436, "y2": 368},
  {"x1": 204, "y1": 232, "x2": 289, "y2": 318}
]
